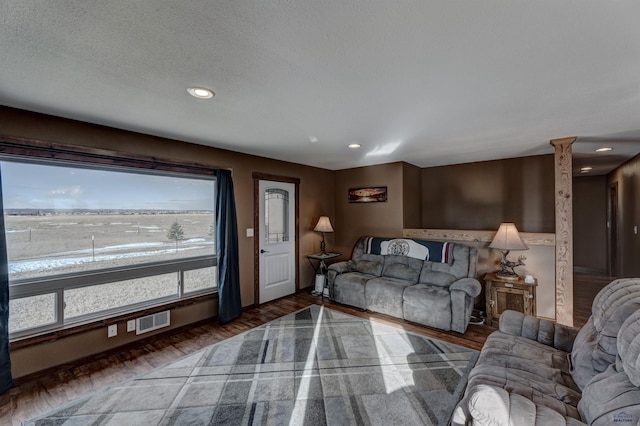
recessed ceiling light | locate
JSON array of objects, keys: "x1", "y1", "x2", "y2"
[
  {"x1": 580, "y1": 166, "x2": 593, "y2": 173},
  {"x1": 187, "y1": 87, "x2": 214, "y2": 99},
  {"x1": 348, "y1": 143, "x2": 361, "y2": 149},
  {"x1": 595, "y1": 147, "x2": 613, "y2": 152},
  {"x1": 309, "y1": 136, "x2": 318, "y2": 143}
]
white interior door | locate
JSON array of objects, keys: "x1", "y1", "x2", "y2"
[{"x1": 259, "y1": 180, "x2": 296, "y2": 303}]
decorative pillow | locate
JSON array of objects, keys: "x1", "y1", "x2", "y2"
[{"x1": 381, "y1": 255, "x2": 421, "y2": 282}]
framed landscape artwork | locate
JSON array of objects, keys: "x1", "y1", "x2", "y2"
[{"x1": 348, "y1": 186, "x2": 387, "y2": 203}]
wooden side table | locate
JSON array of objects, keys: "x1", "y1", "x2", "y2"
[
  {"x1": 484, "y1": 273, "x2": 537, "y2": 328},
  {"x1": 306, "y1": 252, "x2": 341, "y2": 297}
]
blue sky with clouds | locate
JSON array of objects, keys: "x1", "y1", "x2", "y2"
[{"x1": 1, "y1": 161, "x2": 215, "y2": 211}]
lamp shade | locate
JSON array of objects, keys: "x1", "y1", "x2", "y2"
[
  {"x1": 489, "y1": 222, "x2": 528, "y2": 251},
  {"x1": 314, "y1": 216, "x2": 334, "y2": 233}
]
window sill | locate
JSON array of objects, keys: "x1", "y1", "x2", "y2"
[{"x1": 10, "y1": 291, "x2": 217, "y2": 351}]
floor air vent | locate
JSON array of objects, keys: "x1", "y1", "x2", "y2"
[{"x1": 136, "y1": 310, "x2": 170, "y2": 335}]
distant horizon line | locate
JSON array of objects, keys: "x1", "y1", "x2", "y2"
[{"x1": 4, "y1": 208, "x2": 214, "y2": 215}]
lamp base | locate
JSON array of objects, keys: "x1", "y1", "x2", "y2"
[
  {"x1": 496, "y1": 270, "x2": 520, "y2": 281},
  {"x1": 496, "y1": 250, "x2": 525, "y2": 281}
]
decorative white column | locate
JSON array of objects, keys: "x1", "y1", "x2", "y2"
[{"x1": 550, "y1": 137, "x2": 576, "y2": 326}]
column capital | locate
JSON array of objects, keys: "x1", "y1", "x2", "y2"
[{"x1": 550, "y1": 137, "x2": 577, "y2": 147}]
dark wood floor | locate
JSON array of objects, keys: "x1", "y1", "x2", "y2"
[
  {"x1": 0, "y1": 293, "x2": 493, "y2": 425},
  {"x1": 0, "y1": 273, "x2": 612, "y2": 425},
  {"x1": 573, "y1": 271, "x2": 614, "y2": 328}
]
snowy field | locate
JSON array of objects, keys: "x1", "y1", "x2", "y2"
[{"x1": 6, "y1": 212, "x2": 216, "y2": 333}]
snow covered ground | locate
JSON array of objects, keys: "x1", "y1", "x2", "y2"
[
  {"x1": 9, "y1": 239, "x2": 214, "y2": 275},
  {"x1": 6, "y1": 213, "x2": 216, "y2": 334}
]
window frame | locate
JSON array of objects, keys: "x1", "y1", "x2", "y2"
[{"x1": 0, "y1": 138, "x2": 218, "y2": 341}]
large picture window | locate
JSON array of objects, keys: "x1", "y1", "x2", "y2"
[{"x1": 1, "y1": 156, "x2": 217, "y2": 338}]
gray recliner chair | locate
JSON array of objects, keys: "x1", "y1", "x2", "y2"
[{"x1": 453, "y1": 278, "x2": 640, "y2": 425}]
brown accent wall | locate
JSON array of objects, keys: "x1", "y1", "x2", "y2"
[
  {"x1": 334, "y1": 162, "x2": 404, "y2": 256},
  {"x1": 402, "y1": 162, "x2": 422, "y2": 229},
  {"x1": 608, "y1": 153, "x2": 640, "y2": 278},
  {"x1": 420, "y1": 155, "x2": 555, "y2": 233},
  {"x1": 418, "y1": 155, "x2": 556, "y2": 319},
  {"x1": 573, "y1": 175, "x2": 608, "y2": 273},
  {"x1": 0, "y1": 106, "x2": 334, "y2": 378}
]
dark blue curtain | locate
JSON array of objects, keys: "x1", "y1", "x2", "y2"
[
  {"x1": 215, "y1": 170, "x2": 242, "y2": 323},
  {"x1": 0, "y1": 167, "x2": 15, "y2": 394}
]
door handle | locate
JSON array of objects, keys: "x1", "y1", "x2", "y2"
[{"x1": 260, "y1": 249, "x2": 269, "y2": 254}]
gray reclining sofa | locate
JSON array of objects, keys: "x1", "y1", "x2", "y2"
[
  {"x1": 453, "y1": 278, "x2": 640, "y2": 425},
  {"x1": 327, "y1": 236, "x2": 481, "y2": 333}
]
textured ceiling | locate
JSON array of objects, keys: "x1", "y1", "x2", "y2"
[{"x1": 1, "y1": 1, "x2": 639, "y2": 171}]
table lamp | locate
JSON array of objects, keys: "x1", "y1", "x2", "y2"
[
  {"x1": 314, "y1": 216, "x2": 334, "y2": 254},
  {"x1": 489, "y1": 222, "x2": 528, "y2": 280}
]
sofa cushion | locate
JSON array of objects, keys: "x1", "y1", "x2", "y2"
[
  {"x1": 580, "y1": 310, "x2": 640, "y2": 424},
  {"x1": 365, "y1": 276, "x2": 414, "y2": 318},
  {"x1": 466, "y1": 331, "x2": 582, "y2": 419},
  {"x1": 402, "y1": 284, "x2": 452, "y2": 330},
  {"x1": 381, "y1": 254, "x2": 422, "y2": 282},
  {"x1": 571, "y1": 278, "x2": 640, "y2": 390},
  {"x1": 418, "y1": 243, "x2": 471, "y2": 287},
  {"x1": 456, "y1": 384, "x2": 586, "y2": 426},
  {"x1": 332, "y1": 272, "x2": 375, "y2": 309},
  {"x1": 354, "y1": 253, "x2": 384, "y2": 276},
  {"x1": 616, "y1": 309, "x2": 640, "y2": 386},
  {"x1": 499, "y1": 310, "x2": 577, "y2": 353},
  {"x1": 578, "y1": 364, "x2": 640, "y2": 426}
]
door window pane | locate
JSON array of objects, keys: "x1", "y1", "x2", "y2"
[{"x1": 265, "y1": 188, "x2": 289, "y2": 243}]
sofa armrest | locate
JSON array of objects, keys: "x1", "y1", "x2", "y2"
[
  {"x1": 327, "y1": 260, "x2": 355, "y2": 288},
  {"x1": 499, "y1": 310, "x2": 580, "y2": 352},
  {"x1": 449, "y1": 278, "x2": 482, "y2": 333},
  {"x1": 327, "y1": 260, "x2": 354, "y2": 275},
  {"x1": 450, "y1": 277, "x2": 482, "y2": 298},
  {"x1": 452, "y1": 384, "x2": 587, "y2": 426}
]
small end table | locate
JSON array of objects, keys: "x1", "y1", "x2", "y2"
[
  {"x1": 307, "y1": 252, "x2": 341, "y2": 297},
  {"x1": 484, "y1": 273, "x2": 537, "y2": 328}
]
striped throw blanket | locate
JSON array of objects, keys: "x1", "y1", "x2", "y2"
[{"x1": 363, "y1": 237, "x2": 453, "y2": 263}]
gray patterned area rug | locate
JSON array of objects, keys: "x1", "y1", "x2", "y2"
[{"x1": 25, "y1": 305, "x2": 478, "y2": 426}]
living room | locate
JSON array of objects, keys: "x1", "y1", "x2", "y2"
[
  {"x1": 2, "y1": 105, "x2": 640, "y2": 424},
  {"x1": 2, "y1": 2, "x2": 640, "y2": 425},
  {"x1": 1, "y1": 105, "x2": 633, "y2": 363}
]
